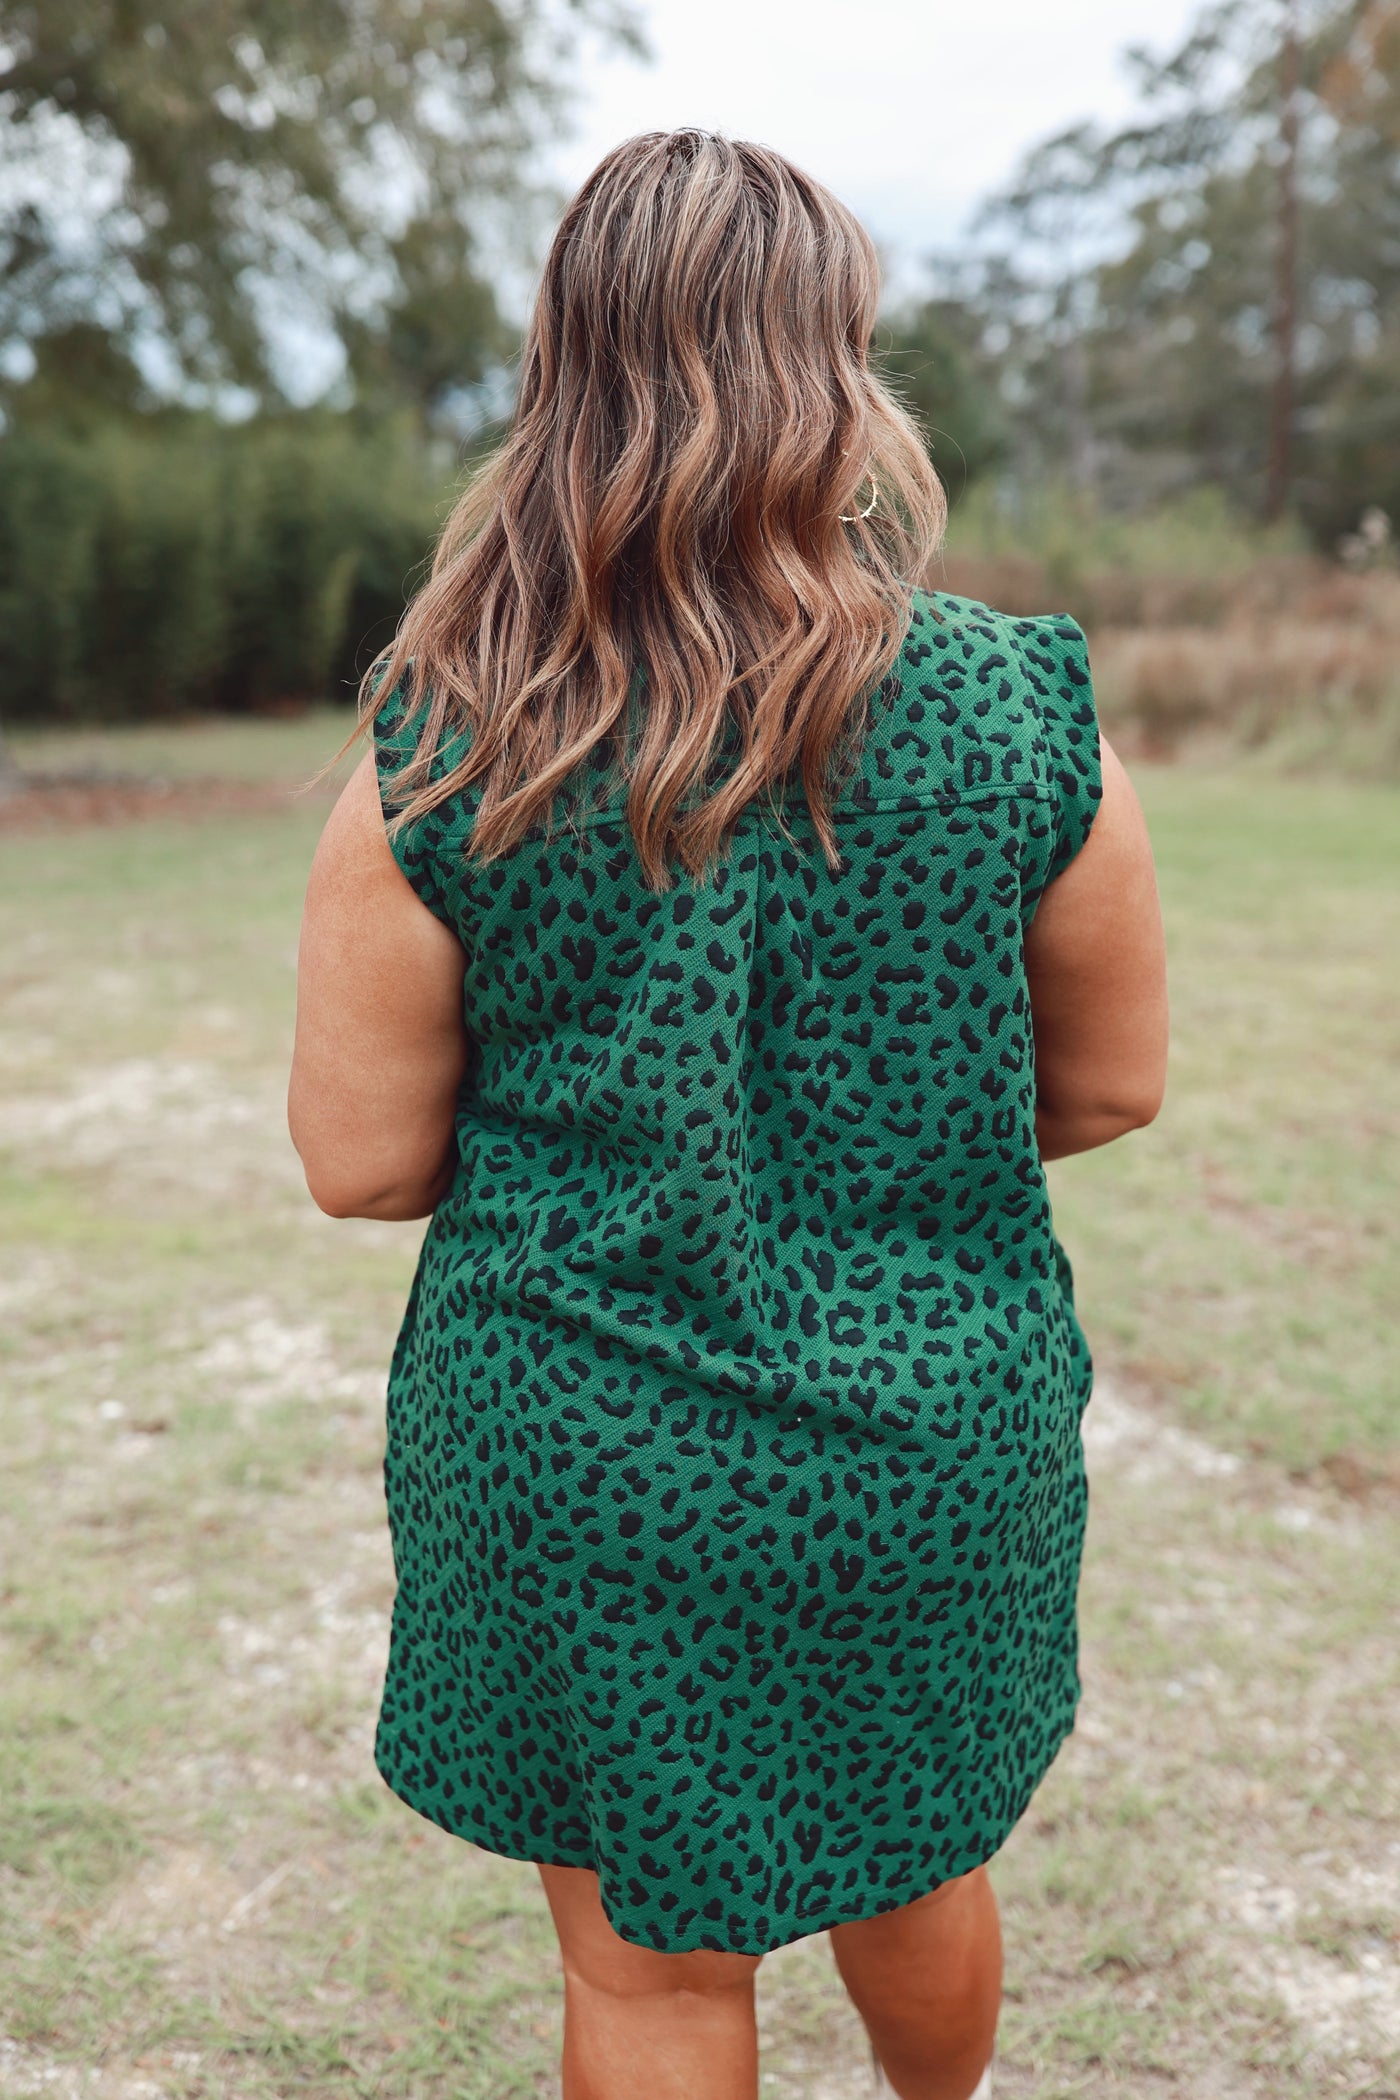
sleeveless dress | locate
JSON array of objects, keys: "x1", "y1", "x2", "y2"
[{"x1": 370, "y1": 589, "x2": 1102, "y2": 1956}]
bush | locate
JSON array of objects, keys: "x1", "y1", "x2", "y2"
[
  {"x1": 0, "y1": 413, "x2": 456, "y2": 722},
  {"x1": 925, "y1": 483, "x2": 1400, "y2": 775},
  {"x1": 1088, "y1": 606, "x2": 1400, "y2": 767},
  {"x1": 930, "y1": 482, "x2": 1307, "y2": 623}
]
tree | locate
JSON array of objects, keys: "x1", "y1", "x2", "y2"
[
  {"x1": 1301, "y1": 1, "x2": 1400, "y2": 536},
  {"x1": 876, "y1": 282, "x2": 1008, "y2": 499},
  {"x1": 961, "y1": 0, "x2": 1400, "y2": 531},
  {"x1": 0, "y1": 0, "x2": 640, "y2": 417}
]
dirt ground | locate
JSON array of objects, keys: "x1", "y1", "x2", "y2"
[{"x1": 0, "y1": 777, "x2": 295, "y2": 831}]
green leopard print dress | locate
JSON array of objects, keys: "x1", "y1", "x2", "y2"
[{"x1": 370, "y1": 589, "x2": 1102, "y2": 1955}]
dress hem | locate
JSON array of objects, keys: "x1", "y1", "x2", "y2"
[{"x1": 372, "y1": 1711, "x2": 1077, "y2": 1957}]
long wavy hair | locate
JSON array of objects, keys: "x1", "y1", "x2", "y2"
[{"x1": 366, "y1": 129, "x2": 947, "y2": 890}]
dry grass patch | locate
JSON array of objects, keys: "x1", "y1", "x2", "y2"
[
  {"x1": 1090, "y1": 620, "x2": 1400, "y2": 766},
  {"x1": 933, "y1": 551, "x2": 1400, "y2": 773}
]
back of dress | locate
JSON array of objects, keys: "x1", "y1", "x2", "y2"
[{"x1": 371, "y1": 588, "x2": 1103, "y2": 1957}]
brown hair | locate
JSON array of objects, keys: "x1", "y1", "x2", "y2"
[{"x1": 367, "y1": 128, "x2": 946, "y2": 889}]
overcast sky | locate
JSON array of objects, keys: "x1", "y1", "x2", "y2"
[{"x1": 546, "y1": 0, "x2": 1205, "y2": 297}]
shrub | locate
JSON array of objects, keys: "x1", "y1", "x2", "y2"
[
  {"x1": 1089, "y1": 613, "x2": 1400, "y2": 762},
  {"x1": 0, "y1": 413, "x2": 456, "y2": 722},
  {"x1": 924, "y1": 485, "x2": 1400, "y2": 774}
]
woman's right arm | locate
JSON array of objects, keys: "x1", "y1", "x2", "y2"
[{"x1": 1024, "y1": 735, "x2": 1169, "y2": 1162}]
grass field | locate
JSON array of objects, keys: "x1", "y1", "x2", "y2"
[{"x1": 1, "y1": 713, "x2": 1397, "y2": 2100}]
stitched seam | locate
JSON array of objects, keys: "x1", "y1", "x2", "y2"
[{"x1": 416, "y1": 780, "x2": 1059, "y2": 848}]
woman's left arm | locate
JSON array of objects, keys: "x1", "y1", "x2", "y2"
[{"x1": 289, "y1": 752, "x2": 469, "y2": 1220}]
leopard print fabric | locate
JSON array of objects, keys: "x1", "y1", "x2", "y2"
[{"x1": 370, "y1": 590, "x2": 1102, "y2": 1954}]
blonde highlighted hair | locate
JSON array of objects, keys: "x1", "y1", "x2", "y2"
[{"x1": 367, "y1": 129, "x2": 946, "y2": 889}]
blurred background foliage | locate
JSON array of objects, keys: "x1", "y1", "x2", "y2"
[
  {"x1": 1, "y1": 0, "x2": 1398, "y2": 745},
  {"x1": 881, "y1": 0, "x2": 1400, "y2": 541},
  {"x1": 0, "y1": 413, "x2": 451, "y2": 718}
]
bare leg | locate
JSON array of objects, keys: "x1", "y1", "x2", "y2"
[
  {"x1": 537, "y1": 1863, "x2": 763, "y2": 2100},
  {"x1": 827, "y1": 1867, "x2": 1002, "y2": 2100}
]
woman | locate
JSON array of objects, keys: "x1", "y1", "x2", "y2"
[{"x1": 289, "y1": 132, "x2": 1167, "y2": 2100}]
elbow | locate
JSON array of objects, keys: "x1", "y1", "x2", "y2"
[
  {"x1": 1136, "y1": 1053, "x2": 1169, "y2": 1129},
  {"x1": 1046, "y1": 1049, "x2": 1168, "y2": 1137},
  {"x1": 1117, "y1": 1071, "x2": 1167, "y2": 1135},
  {"x1": 300, "y1": 1162, "x2": 445, "y2": 1221},
  {"x1": 1089, "y1": 1079, "x2": 1167, "y2": 1142},
  {"x1": 303, "y1": 1172, "x2": 368, "y2": 1220},
  {"x1": 1036, "y1": 1070, "x2": 1166, "y2": 1160},
  {"x1": 288, "y1": 1092, "x2": 450, "y2": 1220},
  {"x1": 298, "y1": 1157, "x2": 368, "y2": 1218}
]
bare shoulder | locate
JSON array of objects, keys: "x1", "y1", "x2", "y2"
[
  {"x1": 1026, "y1": 734, "x2": 1157, "y2": 951},
  {"x1": 305, "y1": 751, "x2": 462, "y2": 951},
  {"x1": 288, "y1": 748, "x2": 469, "y2": 1219},
  {"x1": 1024, "y1": 734, "x2": 1168, "y2": 1158},
  {"x1": 310, "y1": 749, "x2": 415, "y2": 899}
]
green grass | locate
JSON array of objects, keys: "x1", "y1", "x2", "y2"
[
  {"x1": 1, "y1": 720, "x2": 1397, "y2": 2097},
  {"x1": 9, "y1": 704, "x2": 362, "y2": 787},
  {"x1": 1053, "y1": 767, "x2": 1399, "y2": 1471}
]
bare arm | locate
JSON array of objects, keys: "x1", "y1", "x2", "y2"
[
  {"x1": 288, "y1": 752, "x2": 470, "y2": 1219},
  {"x1": 1024, "y1": 735, "x2": 1168, "y2": 1162}
]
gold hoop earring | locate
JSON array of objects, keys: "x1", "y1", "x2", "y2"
[{"x1": 840, "y1": 475, "x2": 878, "y2": 524}]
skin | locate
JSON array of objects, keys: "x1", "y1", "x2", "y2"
[
  {"x1": 288, "y1": 753, "x2": 468, "y2": 1221},
  {"x1": 288, "y1": 729, "x2": 1168, "y2": 2100},
  {"x1": 1024, "y1": 735, "x2": 1169, "y2": 1161},
  {"x1": 537, "y1": 1859, "x2": 1002, "y2": 2100}
]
